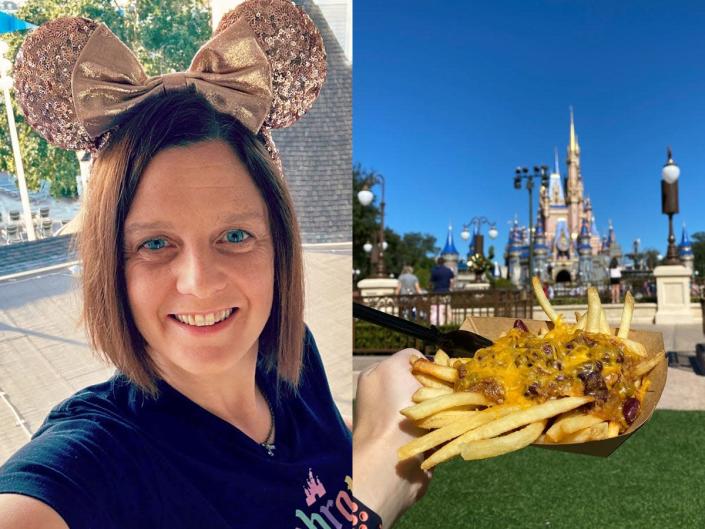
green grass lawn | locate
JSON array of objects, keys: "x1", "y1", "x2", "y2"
[{"x1": 394, "y1": 410, "x2": 705, "y2": 529}]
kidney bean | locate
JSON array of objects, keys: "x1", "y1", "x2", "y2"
[
  {"x1": 524, "y1": 382, "x2": 540, "y2": 397},
  {"x1": 513, "y1": 319, "x2": 529, "y2": 332},
  {"x1": 623, "y1": 398, "x2": 640, "y2": 425}
]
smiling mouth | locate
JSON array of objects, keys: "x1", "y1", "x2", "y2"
[{"x1": 168, "y1": 307, "x2": 238, "y2": 327}]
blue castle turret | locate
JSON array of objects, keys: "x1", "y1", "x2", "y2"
[
  {"x1": 577, "y1": 217, "x2": 593, "y2": 283},
  {"x1": 679, "y1": 223, "x2": 694, "y2": 272},
  {"x1": 533, "y1": 214, "x2": 549, "y2": 280},
  {"x1": 507, "y1": 218, "x2": 523, "y2": 286},
  {"x1": 440, "y1": 224, "x2": 459, "y2": 276}
]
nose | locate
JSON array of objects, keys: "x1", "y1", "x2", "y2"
[{"x1": 174, "y1": 245, "x2": 227, "y2": 299}]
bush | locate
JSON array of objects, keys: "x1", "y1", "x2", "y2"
[
  {"x1": 354, "y1": 320, "x2": 460, "y2": 354},
  {"x1": 490, "y1": 277, "x2": 515, "y2": 289}
]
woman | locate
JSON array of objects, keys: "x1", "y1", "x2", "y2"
[
  {"x1": 0, "y1": 2, "x2": 351, "y2": 527},
  {"x1": 609, "y1": 257, "x2": 622, "y2": 304},
  {"x1": 395, "y1": 265, "x2": 423, "y2": 296}
]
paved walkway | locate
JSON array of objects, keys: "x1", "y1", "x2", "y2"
[
  {"x1": 353, "y1": 322, "x2": 705, "y2": 411},
  {"x1": 0, "y1": 247, "x2": 351, "y2": 463}
]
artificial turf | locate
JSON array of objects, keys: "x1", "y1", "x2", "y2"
[{"x1": 393, "y1": 410, "x2": 705, "y2": 529}]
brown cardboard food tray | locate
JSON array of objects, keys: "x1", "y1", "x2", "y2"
[{"x1": 460, "y1": 316, "x2": 667, "y2": 457}]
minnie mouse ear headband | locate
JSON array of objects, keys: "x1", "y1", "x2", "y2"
[{"x1": 13, "y1": 0, "x2": 326, "y2": 164}]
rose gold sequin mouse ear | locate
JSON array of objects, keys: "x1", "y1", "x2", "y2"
[
  {"x1": 215, "y1": 0, "x2": 327, "y2": 130},
  {"x1": 14, "y1": 17, "x2": 107, "y2": 152}
]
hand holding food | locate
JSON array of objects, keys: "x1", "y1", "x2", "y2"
[{"x1": 398, "y1": 277, "x2": 665, "y2": 469}]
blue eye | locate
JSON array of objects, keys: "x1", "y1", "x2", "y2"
[
  {"x1": 225, "y1": 229, "x2": 251, "y2": 243},
  {"x1": 141, "y1": 238, "x2": 168, "y2": 251}
]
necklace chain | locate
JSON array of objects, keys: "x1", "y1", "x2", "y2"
[{"x1": 260, "y1": 389, "x2": 275, "y2": 457}]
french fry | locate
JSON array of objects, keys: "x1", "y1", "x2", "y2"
[
  {"x1": 418, "y1": 405, "x2": 523, "y2": 469},
  {"x1": 460, "y1": 420, "x2": 546, "y2": 461},
  {"x1": 434, "y1": 349, "x2": 450, "y2": 367},
  {"x1": 634, "y1": 353, "x2": 663, "y2": 377},
  {"x1": 532, "y1": 276, "x2": 558, "y2": 322},
  {"x1": 545, "y1": 413, "x2": 604, "y2": 442},
  {"x1": 460, "y1": 397, "x2": 593, "y2": 443},
  {"x1": 598, "y1": 308, "x2": 611, "y2": 335},
  {"x1": 414, "y1": 372, "x2": 453, "y2": 389},
  {"x1": 607, "y1": 422, "x2": 620, "y2": 438},
  {"x1": 586, "y1": 287, "x2": 601, "y2": 333},
  {"x1": 398, "y1": 404, "x2": 521, "y2": 461},
  {"x1": 420, "y1": 397, "x2": 593, "y2": 469},
  {"x1": 561, "y1": 421, "x2": 609, "y2": 443},
  {"x1": 416, "y1": 410, "x2": 478, "y2": 430},
  {"x1": 622, "y1": 338, "x2": 647, "y2": 357},
  {"x1": 400, "y1": 392, "x2": 489, "y2": 421},
  {"x1": 412, "y1": 358, "x2": 459, "y2": 384},
  {"x1": 617, "y1": 291, "x2": 634, "y2": 339},
  {"x1": 412, "y1": 386, "x2": 453, "y2": 403}
]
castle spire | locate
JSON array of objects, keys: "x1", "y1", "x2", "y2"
[
  {"x1": 441, "y1": 223, "x2": 459, "y2": 255},
  {"x1": 554, "y1": 146, "x2": 560, "y2": 176},
  {"x1": 569, "y1": 106, "x2": 577, "y2": 154}
]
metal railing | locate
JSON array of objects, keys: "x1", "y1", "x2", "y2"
[{"x1": 353, "y1": 289, "x2": 532, "y2": 355}]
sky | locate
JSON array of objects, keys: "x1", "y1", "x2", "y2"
[{"x1": 353, "y1": 0, "x2": 705, "y2": 259}]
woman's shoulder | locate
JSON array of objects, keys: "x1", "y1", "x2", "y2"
[
  {"x1": 34, "y1": 373, "x2": 141, "y2": 435},
  {"x1": 4, "y1": 374, "x2": 146, "y2": 470},
  {"x1": 0, "y1": 375, "x2": 150, "y2": 529}
]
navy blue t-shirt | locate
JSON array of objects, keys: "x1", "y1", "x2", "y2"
[
  {"x1": 0, "y1": 329, "x2": 353, "y2": 529},
  {"x1": 430, "y1": 264, "x2": 454, "y2": 293}
]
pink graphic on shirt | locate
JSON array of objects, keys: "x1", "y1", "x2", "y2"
[{"x1": 304, "y1": 468, "x2": 326, "y2": 506}]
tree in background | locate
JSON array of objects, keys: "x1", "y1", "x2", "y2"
[
  {"x1": 642, "y1": 248, "x2": 661, "y2": 271},
  {"x1": 383, "y1": 230, "x2": 438, "y2": 289},
  {"x1": 353, "y1": 163, "x2": 438, "y2": 286},
  {"x1": 0, "y1": 0, "x2": 211, "y2": 197},
  {"x1": 353, "y1": 164, "x2": 380, "y2": 278}
]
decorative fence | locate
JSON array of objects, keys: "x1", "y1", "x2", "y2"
[{"x1": 353, "y1": 289, "x2": 533, "y2": 355}]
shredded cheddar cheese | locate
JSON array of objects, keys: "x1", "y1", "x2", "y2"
[{"x1": 454, "y1": 319, "x2": 646, "y2": 430}]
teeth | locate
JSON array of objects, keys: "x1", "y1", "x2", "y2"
[{"x1": 174, "y1": 308, "x2": 233, "y2": 327}]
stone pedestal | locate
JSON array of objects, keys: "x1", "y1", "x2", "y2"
[
  {"x1": 455, "y1": 272, "x2": 491, "y2": 290},
  {"x1": 356, "y1": 277, "x2": 398, "y2": 297},
  {"x1": 654, "y1": 265, "x2": 693, "y2": 324}
]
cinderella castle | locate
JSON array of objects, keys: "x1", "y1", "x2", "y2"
[
  {"x1": 504, "y1": 110, "x2": 622, "y2": 286},
  {"x1": 436, "y1": 109, "x2": 695, "y2": 289}
]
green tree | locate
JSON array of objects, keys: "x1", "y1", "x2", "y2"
[
  {"x1": 384, "y1": 230, "x2": 438, "y2": 289},
  {"x1": 642, "y1": 248, "x2": 661, "y2": 270},
  {"x1": 353, "y1": 163, "x2": 438, "y2": 284},
  {"x1": 353, "y1": 164, "x2": 380, "y2": 278},
  {"x1": 0, "y1": 0, "x2": 211, "y2": 197}
]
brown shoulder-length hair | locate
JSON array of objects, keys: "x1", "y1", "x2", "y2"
[{"x1": 77, "y1": 87, "x2": 305, "y2": 397}]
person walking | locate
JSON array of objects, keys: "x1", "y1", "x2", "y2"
[
  {"x1": 430, "y1": 257, "x2": 454, "y2": 293},
  {"x1": 609, "y1": 257, "x2": 622, "y2": 304},
  {"x1": 395, "y1": 265, "x2": 422, "y2": 295}
]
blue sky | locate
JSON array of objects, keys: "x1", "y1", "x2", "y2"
[{"x1": 354, "y1": 0, "x2": 705, "y2": 258}]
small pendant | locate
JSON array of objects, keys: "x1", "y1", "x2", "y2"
[{"x1": 262, "y1": 442, "x2": 276, "y2": 457}]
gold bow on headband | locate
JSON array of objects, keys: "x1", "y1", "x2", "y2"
[
  {"x1": 14, "y1": 0, "x2": 326, "y2": 152},
  {"x1": 74, "y1": 17, "x2": 272, "y2": 139}
]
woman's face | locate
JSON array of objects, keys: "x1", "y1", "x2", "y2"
[{"x1": 123, "y1": 140, "x2": 274, "y2": 380}]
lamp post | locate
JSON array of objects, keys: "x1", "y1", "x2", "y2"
[
  {"x1": 460, "y1": 217, "x2": 498, "y2": 257},
  {"x1": 632, "y1": 238, "x2": 641, "y2": 270},
  {"x1": 514, "y1": 165, "x2": 549, "y2": 282},
  {"x1": 661, "y1": 147, "x2": 680, "y2": 265},
  {"x1": 0, "y1": 40, "x2": 36, "y2": 241},
  {"x1": 358, "y1": 173, "x2": 386, "y2": 277}
]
